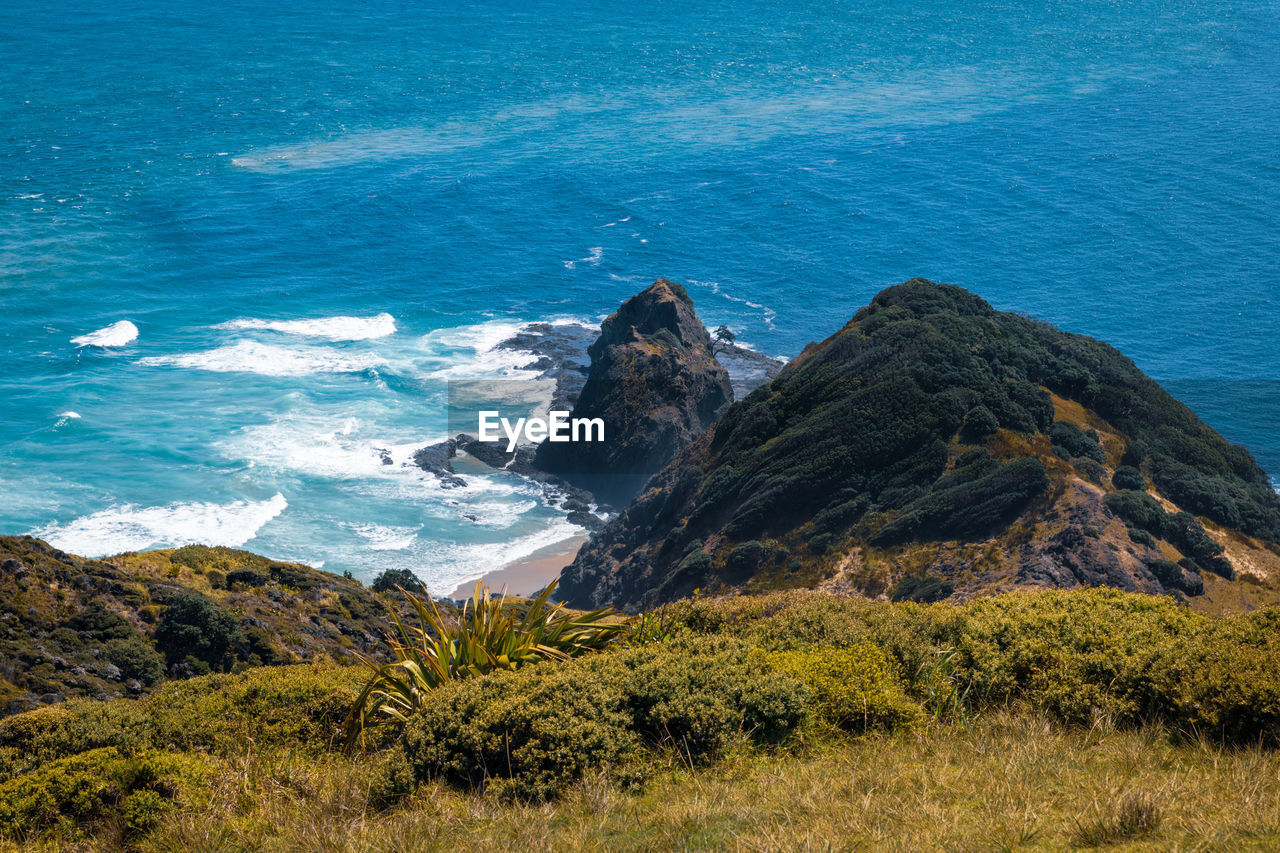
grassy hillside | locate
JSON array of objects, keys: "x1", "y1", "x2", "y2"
[
  {"x1": 560, "y1": 280, "x2": 1280, "y2": 610},
  {"x1": 0, "y1": 537, "x2": 394, "y2": 715},
  {"x1": 3, "y1": 588, "x2": 1280, "y2": 850}
]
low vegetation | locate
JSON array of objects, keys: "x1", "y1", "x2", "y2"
[
  {"x1": 0, "y1": 537, "x2": 396, "y2": 714},
  {"x1": 3, "y1": 587, "x2": 1280, "y2": 849}
]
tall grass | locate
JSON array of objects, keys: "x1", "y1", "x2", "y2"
[{"x1": 344, "y1": 580, "x2": 621, "y2": 749}]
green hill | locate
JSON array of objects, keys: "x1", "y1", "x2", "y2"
[
  {"x1": 0, "y1": 536, "x2": 393, "y2": 715},
  {"x1": 559, "y1": 280, "x2": 1280, "y2": 610}
]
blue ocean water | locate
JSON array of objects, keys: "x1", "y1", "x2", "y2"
[{"x1": 3, "y1": 0, "x2": 1278, "y2": 592}]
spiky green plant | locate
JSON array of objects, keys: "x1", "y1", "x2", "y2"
[{"x1": 344, "y1": 579, "x2": 621, "y2": 749}]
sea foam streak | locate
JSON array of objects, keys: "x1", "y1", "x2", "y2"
[
  {"x1": 138, "y1": 341, "x2": 385, "y2": 376},
  {"x1": 71, "y1": 320, "x2": 138, "y2": 347},
  {"x1": 33, "y1": 493, "x2": 288, "y2": 558},
  {"x1": 216, "y1": 312, "x2": 396, "y2": 341},
  {"x1": 422, "y1": 321, "x2": 541, "y2": 379}
]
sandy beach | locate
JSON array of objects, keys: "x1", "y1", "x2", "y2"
[{"x1": 450, "y1": 534, "x2": 588, "y2": 599}]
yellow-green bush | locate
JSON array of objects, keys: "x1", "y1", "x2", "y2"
[
  {"x1": 663, "y1": 588, "x2": 1280, "y2": 744},
  {"x1": 612, "y1": 635, "x2": 808, "y2": 756},
  {"x1": 947, "y1": 589, "x2": 1210, "y2": 725},
  {"x1": 1152, "y1": 608, "x2": 1280, "y2": 742},
  {"x1": 768, "y1": 643, "x2": 923, "y2": 733},
  {"x1": 403, "y1": 635, "x2": 808, "y2": 801},
  {"x1": 147, "y1": 664, "x2": 366, "y2": 752},
  {"x1": 0, "y1": 664, "x2": 364, "y2": 788},
  {"x1": 0, "y1": 700, "x2": 155, "y2": 783},
  {"x1": 0, "y1": 746, "x2": 205, "y2": 841},
  {"x1": 404, "y1": 660, "x2": 640, "y2": 802}
]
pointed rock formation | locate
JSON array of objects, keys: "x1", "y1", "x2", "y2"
[{"x1": 533, "y1": 279, "x2": 733, "y2": 505}]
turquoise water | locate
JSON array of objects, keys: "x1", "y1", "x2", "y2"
[{"x1": 3, "y1": 0, "x2": 1278, "y2": 591}]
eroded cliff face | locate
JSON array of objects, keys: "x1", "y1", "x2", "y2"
[
  {"x1": 558, "y1": 280, "x2": 1280, "y2": 611},
  {"x1": 533, "y1": 278, "x2": 733, "y2": 505}
]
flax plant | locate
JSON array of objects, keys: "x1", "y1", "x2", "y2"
[{"x1": 344, "y1": 579, "x2": 621, "y2": 749}]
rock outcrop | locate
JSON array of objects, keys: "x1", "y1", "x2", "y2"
[
  {"x1": 558, "y1": 279, "x2": 1280, "y2": 611},
  {"x1": 533, "y1": 279, "x2": 733, "y2": 505}
]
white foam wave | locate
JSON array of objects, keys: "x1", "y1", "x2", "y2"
[
  {"x1": 57, "y1": 411, "x2": 81, "y2": 419},
  {"x1": 345, "y1": 523, "x2": 423, "y2": 551},
  {"x1": 138, "y1": 341, "x2": 385, "y2": 377},
  {"x1": 562, "y1": 246, "x2": 603, "y2": 270},
  {"x1": 464, "y1": 499, "x2": 539, "y2": 528},
  {"x1": 227, "y1": 416, "x2": 432, "y2": 480},
  {"x1": 421, "y1": 321, "x2": 541, "y2": 379},
  {"x1": 32, "y1": 493, "x2": 287, "y2": 558},
  {"x1": 216, "y1": 312, "x2": 396, "y2": 341},
  {"x1": 71, "y1": 320, "x2": 138, "y2": 348}
]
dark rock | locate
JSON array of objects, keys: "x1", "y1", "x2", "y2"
[
  {"x1": 714, "y1": 342, "x2": 785, "y2": 398},
  {"x1": 412, "y1": 439, "x2": 466, "y2": 488},
  {"x1": 40, "y1": 692, "x2": 62, "y2": 705},
  {"x1": 498, "y1": 322, "x2": 596, "y2": 410},
  {"x1": 567, "y1": 510, "x2": 606, "y2": 531},
  {"x1": 534, "y1": 279, "x2": 733, "y2": 505},
  {"x1": 456, "y1": 433, "x2": 514, "y2": 468},
  {"x1": 101, "y1": 663, "x2": 122, "y2": 681},
  {"x1": 1016, "y1": 525, "x2": 1135, "y2": 590}
]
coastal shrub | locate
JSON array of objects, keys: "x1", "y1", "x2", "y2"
[
  {"x1": 1146, "y1": 559, "x2": 1181, "y2": 587},
  {"x1": 808, "y1": 533, "x2": 834, "y2": 554},
  {"x1": 153, "y1": 592, "x2": 244, "y2": 673},
  {"x1": 1150, "y1": 457, "x2": 1280, "y2": 541},
  {"x1": 1121, "y1": 441, "x2": 1149, "y2": 468},
  {"x1": 1163, "y1": 512, "x2": 1233, "y2": 579},
  {"x1": 727, "y1": 541, "x2": 766, "y2": 576},
  {"x1": 168, "y1": 544, "x2": 269, "y2": 574},
  {"x1": 103, "y1": 635, "x2": 164, "y2": 686},
  {"x1": 370, "y1": 568, "x2": 426, "y2": 594},
  {"x1": 225, "y1": 568, "x2": 267, "y2": 589},
  {"x1": 613, "y1": 636, "x2": 807, "y2": 754},
  {"x1": 1104, "y1": 490, "x2": 1166, "y2": 534},
  {"x1": 810, "y1": 493, "x2": 871, "y2": 535},
  {"x1": 1112, "y1": 465, "x2": 1145, "y2": 491},
  {"x1": 1107, "y1": 491, "x2": 1232, "y2": 576},
  {"x1": 960, "y1": 405, "x2": 999, "y2": 441},
  {"x1": 0, "y1": 700, "x2": 155, "y2": 783},
  {"x1": 1127, "y1": 527, "x2": 1157, "y2": 548},
  {"x1": 944, "y1": 589, "x2": 1211, "y2": 725},
  {"x1": 403, "y1": 635, "x2": 806, "y2": 800},
  {"x1": 769, "y1": 644, "x2": 923, "y2": 733},
  {"x1": 872, "y1": 457, "x2": 1049, "y2": 544},
  {"x1": 1049, "y1": 421, "x2": 1106, "y2": 463},
  {"x1": 0, "y1": 747, "x2": 204, "y2": 841},
  {"x1": 675, "y1": 549, "x2": 712, "y2": 576},
  {"x1": 1073, "y1": 457, "x2": 1105, "y2": 484},
  {"x1": 403, "y1": 660, "x2": 640, "y2": 801},
  {"x1": 1151, "y1": 608, "x2": 1280, "y2": 743},
  {"x1": 149, "y1": 665, "x2": 365, "y2": 752},
  {"x1": 891, "y1": 574, "x2": 953, "y2": 603}
]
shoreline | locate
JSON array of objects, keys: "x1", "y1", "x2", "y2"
[{"x1": 450, "y1": 533, "x2": 588, "y2": 599}]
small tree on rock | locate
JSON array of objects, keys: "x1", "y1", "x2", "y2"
[{"x1": 712, "y1": 325, "x2": 736, "y2": 355}]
